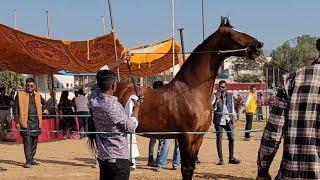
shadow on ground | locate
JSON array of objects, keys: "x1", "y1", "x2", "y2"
[
  {"x1": 0, "y1": 159, "x2": 24, "y2": 167},
  {"x1": 35, "y1": 158, "x2": 92, "y2": 167},
  {"x1": 194, "y1": 172, "x2": 254, "y2": 180}
]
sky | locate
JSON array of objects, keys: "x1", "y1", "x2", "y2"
[{"x1": 0, "y1": 0, "x2": 320, "y2": 52}]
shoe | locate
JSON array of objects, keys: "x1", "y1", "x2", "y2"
[
  {"x1": 217, "y1": 159, "x2": 224, "y2": 165},
  {"x1": 147, "y1": 156, "x2": 157, "y2": 167},
  {"x1": 31, "y1": 161, "x2": 40, "y2": 166},
  {"x1": 172, "y1": 165, "x2": 180, "y2": 170},
  {"x1": 244, "y1": 137, "x2": 251, "y2": 141},
  {"x1": 0, "y1": 167, "x2": 7, "y2": 171},
  {"x1": 23, "y1": 163, "x2": 31, "y2": 168},
  {"x1": 229, "y1": 158, "x2": 241, "y2": 164},
  {"x1": 195, "y1": 157, "x2": 200, "y2": 164}
]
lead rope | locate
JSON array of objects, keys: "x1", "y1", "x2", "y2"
[{"x1": 125, "y1": 59, "x2": 142, "y2": 167}]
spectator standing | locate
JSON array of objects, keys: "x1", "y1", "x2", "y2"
[
  {"x1": 212, "y1": 80, "x2": 240, "y2": 165},
  {"x1": 13, "y1": 78, "x2": 46, "y2": 168},
  {"x1": 234, "y1": 94, "x2": 243, "y2": 121},
  {"x1": 45, "y1": 90, "x2": 57, "y2": 116},
  {"x1": 58, "y1": 91, "x2": 75, "y2": 139},
  {"x1": 243, "y1": 85, "x2": 257, "y2": 141},
  {"x1": 0, "y1": 86, "x2": 13, "y2": 130},
  {"x1": 147, "y1": 81, "x2": 165, "y2": 167},
  {"x1": 74, "y1": 89, "x2": 90, "y2": 139},
  {"x1": 256, "y1": 93, "x2": 265, "y2": 121}
]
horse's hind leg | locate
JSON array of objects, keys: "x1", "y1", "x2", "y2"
[{"x1": 178, "y1": 134, "x2": 204, "y2": 180}]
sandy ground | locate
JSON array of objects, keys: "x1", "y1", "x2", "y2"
[{"x1": 0, "y1": 119, "x2": 283, "y2": 180}]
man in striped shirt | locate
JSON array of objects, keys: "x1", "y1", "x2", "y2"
[{"x1": 257, "y1": 39, "x2": 320, "y2": 180}]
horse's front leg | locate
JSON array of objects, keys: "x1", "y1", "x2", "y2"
[{"x1": 178, "y1": 134, "x2": 204, "y2": 180}]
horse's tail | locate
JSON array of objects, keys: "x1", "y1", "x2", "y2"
[{"x1": 87, "y1": 108, "x2": 96, "y2": 152}]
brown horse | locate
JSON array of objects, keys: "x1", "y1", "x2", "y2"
[{"x1": 114, "y1": 17, "x2": 263, "y2": 180}]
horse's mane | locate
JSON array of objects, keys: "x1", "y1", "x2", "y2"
[{"x1": 173, "y1": 31, "x2": 218, "y2": 81}]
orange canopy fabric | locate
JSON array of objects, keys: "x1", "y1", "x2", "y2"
[
  {"x1": 0, "y1": 24, "x2": 124, "y2": 74},
  {"x1": 0, "y1": 23, "x2": 181, "y2": 77},
  {"x1": 119, "y1": 39, "x2": 181, "y2": 77}
]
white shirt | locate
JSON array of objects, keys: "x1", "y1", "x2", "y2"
[{"x1": 75, "y1": 95, "x2": 89, "y2": 112}]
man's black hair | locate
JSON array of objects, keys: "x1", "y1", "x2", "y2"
[
  {"x1": 96, "y1": 70, "x2": 117, "y2": 91},
  {"x1": 218, "y1": 80, "x2": 227, "y2": 85},
  {"x1": 78, "y1": 89, "x2": 85, "y2": 95},
  {"x1": 26, "y1": 78, "x2": 36, "y2": 84},
  {"x1": 153, "y1": 81, "x2": 164, "y2": 89}
]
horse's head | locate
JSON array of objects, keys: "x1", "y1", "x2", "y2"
[{"x1": 217, "y1": 17, "x2": 263, "y2": 60}]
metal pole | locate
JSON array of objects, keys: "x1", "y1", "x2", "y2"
[
  {"x1": 14, "y1": 9, "x2": 17, "y2": 29},
  {"x1": 177, "y1": 28, "x2": 186, "y2": 62},
  {"x1": 277, "y1": 68, "x2": 281, "y2": 87},
  {"x1": 13, "y1": 9, "x2": 18, "y2": 92},
  {"x1": 45, "y1": 10, "x2": 50, "y2": 37},
  {"x1": 272, "y1": 67, "x2": 275, "y2": 91},
  {"x1": 201, "y1": 0, "x2": 205, "y2": 41},
  {"x1": 171, "y1": 0, "x2": 176, "y2": 77},
  {"x1": 101, "y1": 16, "x2": 106, "y2": 35},
  {"x1": 106, "y1": 0, "x2": 120, "y2": 81},
  {"x1": 265, "y1": 68, "x2": 268, "y2": 120}
]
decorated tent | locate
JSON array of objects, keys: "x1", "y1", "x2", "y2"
[{"x1": 0, "y1": 23, "x2": 181, "y2": 77}]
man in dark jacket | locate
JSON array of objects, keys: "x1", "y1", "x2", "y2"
[
  {"x1": 14, "y1": 78, "x2": 46, "y2": 168},
  {"x1": 213, "y1": 80, "x2": 240, "y2": 165}
]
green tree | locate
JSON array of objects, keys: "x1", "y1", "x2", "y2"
[
  {"x1": 234, "y1": 74, "x2": 261, "y2": 83},
  {"x1": 0, "y1": 71, "x2": 24, "y2": 91},
  {"x1": 267, "y1": 35, "x2": 317, "y2": 72}
]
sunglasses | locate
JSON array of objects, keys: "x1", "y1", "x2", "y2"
[{"x1": 26, "y1": 84, "x2": 35, "y2": 88}]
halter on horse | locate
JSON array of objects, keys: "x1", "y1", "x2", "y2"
[{"x1": 93, "y1": 17, "x2": 263, "y2": 180}]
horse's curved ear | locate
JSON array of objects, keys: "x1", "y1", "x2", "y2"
[
  {"x1": 225, "y1": 18, "x2": 233, "y2": 28},
  {"x1": 220, "y1": 16, "x2": 227, "y2": 27},
  {"x1": 219, "y1": 16, "x2": 233, "y2": 28},
  {"x1": 316, "y1": 38, "x2": 320, "y2": 51}
]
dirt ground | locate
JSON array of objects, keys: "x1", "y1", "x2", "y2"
[{"x1": 0, "y1": 119, "x2": 283, "y2": 180}]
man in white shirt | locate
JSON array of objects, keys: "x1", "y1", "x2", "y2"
[
  {"x1": 212, "y1": 80, "x2": 240, "y2": 165},
  {"x1": 75, "y1": 89, "x2": 89, "y2": 139}
]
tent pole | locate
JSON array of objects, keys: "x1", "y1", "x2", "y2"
[
  {"x1": 13, "y1": 9, "x2": 18, "y2": 92},
  {"x1": 171, "y1": 0, "x2": 176, "y2": 78},
  {"x1": 45, "y1": 10, "x2": 50, "y2": 37},
  {"x1": 201, "y1": 0, "x2": 205, "y2": 41},
  {"x1": 101, "y1": 16, "x2": 106, "y2": 35},
  {"x1": 106, "y1": 0, "x2": 121, "y2": 82},
  {"x1": 14, "y1": 9, "x2": 17, "y2": 29},
  {"x1": 178, "y1": 28, "x2": 186, "y2": 62}
]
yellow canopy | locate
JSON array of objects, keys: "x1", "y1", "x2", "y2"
[{"x1": 119, "y1": 39, "x2": 181, "y2": 77}]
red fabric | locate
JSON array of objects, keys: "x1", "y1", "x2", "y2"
[
  {"x1": 214, "y1": 83, "x2": 267, "y2": 91},
  {"x1": 11, "y1": 118, "x2": 80, "y2": 143}
]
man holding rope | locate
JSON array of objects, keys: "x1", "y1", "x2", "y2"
[
  {"x1": 90, "y1": 69, "x2": 140, "y2": 180},
  {"x1": 257, "y1": 39, "x2": 320, "y2": 180}
]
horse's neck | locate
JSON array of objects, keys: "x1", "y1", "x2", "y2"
[{"x1": 171, "y1": 33, "x2": 229, "y2": 101}]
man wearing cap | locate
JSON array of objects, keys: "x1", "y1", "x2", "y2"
[{"x1": 14, "y1": 78, "x2": 46, "y2": 168}]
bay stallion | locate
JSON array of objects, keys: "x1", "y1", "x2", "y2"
[{"x1": 92, "y1": 17, "x2": 263, "y2": 180}]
